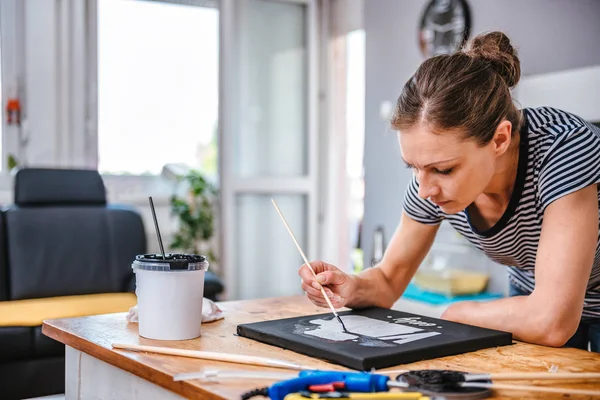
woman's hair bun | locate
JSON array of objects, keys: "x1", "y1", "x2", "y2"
[{"x1": 464, "y1": 31, "x2": 521, "y2": 89}]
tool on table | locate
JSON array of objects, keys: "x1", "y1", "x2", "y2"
[
  {"x1": 112, "y1": 343, "x2": 318, "y2": 370},
  {"x1": 270, "y1": 199, "x2": 348, "y2": 333},
  {"x1": 395, "y1": 369, "x2": 600, "y2": 398},
  {"x1": 239, "y1": 368, "x2": 600, "y2": 400},
  {"x1": 240, "y1": 370, "x2": 447, "y2": 400},
  {"x1": 284, "y1": 392, "x2": 436, "y2": 399}
]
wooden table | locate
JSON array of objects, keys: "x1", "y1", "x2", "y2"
[{"x1": 42, "y1": 296, "x2": 600, "y2": 400}]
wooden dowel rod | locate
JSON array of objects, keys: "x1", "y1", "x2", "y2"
[
  {"x1": 112, "y1": 343, "x2": 315, "y2": 370},
  {"x1": 489, "y1": 372, "x2": 600, "y2": 381},
  {"x1": 461, "y1": 382, "x2": 600, "y2": 396}
]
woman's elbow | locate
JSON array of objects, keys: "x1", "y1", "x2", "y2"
[
  {"x1": 535, "y1": 330, "x2": 572, "y2": 347},
  {"x1": 522, "y1": 294, "x2": 582, "y2": 347},
  {"x1": 531, "y1": 316, "x2": 579, "y2": 347}
]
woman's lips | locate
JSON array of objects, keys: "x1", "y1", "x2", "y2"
[{"x1": 432, "y1": 200, "x2": 450, "y2": 206}]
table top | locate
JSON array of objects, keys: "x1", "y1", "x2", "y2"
[{"x1": 42, "y1": 295, "x2": 600, "y2": 400}]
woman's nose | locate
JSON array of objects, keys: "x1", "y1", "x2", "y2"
[{"x1": 417, "y1": 173, "x2": 440, "y2": 199}]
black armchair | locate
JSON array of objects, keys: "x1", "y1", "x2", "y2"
[{"x1": 0, "y1": 168, "x2": 224, "y2": 399}]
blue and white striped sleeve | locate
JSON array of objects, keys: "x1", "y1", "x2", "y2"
[
  {"x1": 402, "y1": 175, "x2": 445, "y2": 225},
  {"x1": 538, "y1": 123, "x2": 600, "y2": 213}
]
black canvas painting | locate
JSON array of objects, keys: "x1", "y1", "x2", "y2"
[{"x1": 237, "y1": 307, "x2": 512, "y2": 370}]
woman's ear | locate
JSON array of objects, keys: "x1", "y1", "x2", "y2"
[{"x1": 492, "y1": 120, "x2": 513, "y2": 156}]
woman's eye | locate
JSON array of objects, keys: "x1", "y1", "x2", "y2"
[{"x1": 436, "y1": 168, "x2": 453, "y2": 175}]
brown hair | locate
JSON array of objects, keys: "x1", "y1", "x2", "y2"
[{"x1": 391, "y1": 31, "x2": 522, "y2": 145}]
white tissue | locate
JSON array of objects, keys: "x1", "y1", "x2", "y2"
[{"x1": 126, "y1": 298, "x2": 224, "y2": 323}]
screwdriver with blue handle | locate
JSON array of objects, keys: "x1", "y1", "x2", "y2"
[{"x1": 240, "y1": 370, "x2": 445, "y2": 400}]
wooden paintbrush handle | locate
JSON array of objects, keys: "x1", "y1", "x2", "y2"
[
  {"x1": 270, "y1": 199, "x2": 339, "y2": 315},
  {"x1": 112, "y1": 343, "x2": 313, "y2": 370}
]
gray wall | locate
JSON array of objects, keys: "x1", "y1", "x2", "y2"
[{"x1": 362, "y1": 0, "x2": 600, "y2": 288}]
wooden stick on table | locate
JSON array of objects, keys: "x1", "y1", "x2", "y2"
[
  {"x1": 112, "y1": 343, "x2": 317, "y2": 371},
  {"x1": 461, "y1": 381, "x2": 600, "y2": 396},
  {"x1": 468, "y1": 371, "x2": 600, "y2": 381}
]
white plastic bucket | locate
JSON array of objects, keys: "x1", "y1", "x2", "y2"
[{"x1": 132, "y1": 254, "x2": 209, "y2": 340}]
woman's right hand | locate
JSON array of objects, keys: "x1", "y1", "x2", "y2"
[{"x1": 298, "y1": 261, "x2": 356, "y2": 309}]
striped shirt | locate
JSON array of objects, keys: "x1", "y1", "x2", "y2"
[{"x1": 403, "y1": 107, "x2": 600, "y2": 319}]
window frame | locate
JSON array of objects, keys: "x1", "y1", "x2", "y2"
[{"x1": 0, "y1": 0, "x2": 25, "y2": 186}]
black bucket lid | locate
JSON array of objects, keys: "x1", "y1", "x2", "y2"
[{"x1": 132, "y1": 253, "x2": 209, "y2": 271}]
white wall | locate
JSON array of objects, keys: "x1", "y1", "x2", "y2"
[{"x1": 515, "y1": 66, "x2": 600, "y2": 123}]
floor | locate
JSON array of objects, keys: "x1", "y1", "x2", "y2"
[{"x1": 24, "y1": 395, "x2": 65, "y2": 400}]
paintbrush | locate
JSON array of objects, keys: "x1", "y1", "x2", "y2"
[{"x1": 270, "y1": 199, "x2": 348, "y2": 333}]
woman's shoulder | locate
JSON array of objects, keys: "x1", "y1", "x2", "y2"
[
  {"x1": 522, "y1": 106, "x2": 592, "y2": 139},
  {"x1": 525, "y1": 106, "x2": 600, "y2": 212}
]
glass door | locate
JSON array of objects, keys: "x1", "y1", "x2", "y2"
[{"x1": 219, "y1": 0, "x2": 319, "y2": 300}]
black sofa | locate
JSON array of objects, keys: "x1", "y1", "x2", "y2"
[{"x1": 0, "y1": 168, "x2": 223, "y2": 399}]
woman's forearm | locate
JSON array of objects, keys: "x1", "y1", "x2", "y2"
[
  {"x1": 441, "y1": 295, "x2": 580, "y2": 347},
  {"x1": 346, "y1": 265, "x2": 409, "y2": 309}
]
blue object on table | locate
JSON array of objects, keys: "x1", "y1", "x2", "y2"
[
  {"x1": 402, "y1": 282, "x2": 504, "y2": 305},
  {"x1": 264, "y1": 370, "x2": 391, "y2": 400}
]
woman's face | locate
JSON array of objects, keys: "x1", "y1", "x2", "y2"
[{"x1": 399, "y1": 125, "x2": 499, "y2": 214}]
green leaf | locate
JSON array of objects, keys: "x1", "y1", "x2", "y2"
[
  {"x1": 7, "y1": 154, "x2": 19, "y2": 170},
  {"x1": 168, "y1": 169, "x2": 219, "y2": 269}
]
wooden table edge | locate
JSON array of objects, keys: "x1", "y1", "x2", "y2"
[{"x1": 42, "y1": 319, "x2": 226, "y2": 400}]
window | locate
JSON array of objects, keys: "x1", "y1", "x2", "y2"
[{"x1": 97, "y1": 0, "x2": 218, "y2": 176}]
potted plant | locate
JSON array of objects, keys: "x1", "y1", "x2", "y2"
[{"x1": 169, "y1": 169, "x2": 220, "y2": 274}]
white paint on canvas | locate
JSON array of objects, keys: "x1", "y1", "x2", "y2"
[{"x1": 304, "y1": 315, "x2": 424, "y2": 341}]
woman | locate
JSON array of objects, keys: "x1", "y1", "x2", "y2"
[{"x1": 299, "y1": 31, "x2": 600, "y2": 350}]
